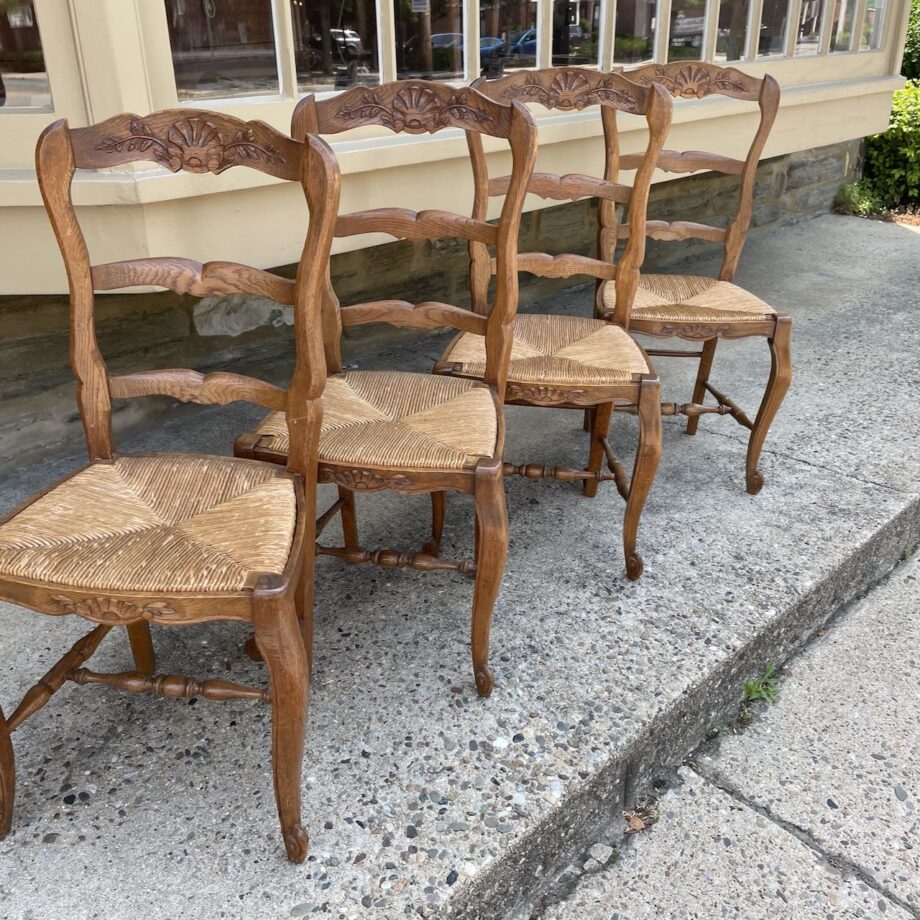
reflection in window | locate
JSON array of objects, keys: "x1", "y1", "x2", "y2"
[
  {"x1": 795, "y1": 0, "x2": 824, "y2": 53},
  {"x1": 552, "y1": 0, "x2": 600, "y2": 66},
  {"x1": 613, "y1": 0, "x2": 656, "y2": 63},
  {"x1": 291, "y1": 0, "x2": 379, "y2": 92},
  {"x1": 714, "y1": 0, "x2": 749, "y2": 61},
  {"x1": 861, "y1": 0, "x2": 886, "y2": 48},
  {"x1": 830, "y1": 0, "x2": 858, "y2": 50},
  {"x1": 165, "y1": 0, "x2": 279, "y2": 100},
  {"x1": 479, "y1": 0, "x2": 538, "y2": 78},
  {"x1": 395, "y1": 0, "x2": 465, "y2": 80},
  {"x1": 0, "y1": 0, "x2": 51, "y2": 110},
  {"x1": 668, "y1": 0, "x2": 706, "y2": 60},
  {"x1": 758, "y1": 0, "x2": 790, "y2": 55}
]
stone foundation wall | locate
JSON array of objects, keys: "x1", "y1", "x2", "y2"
[{"x1": 0, "y1": 139, "x2": 860, "y2": 473}]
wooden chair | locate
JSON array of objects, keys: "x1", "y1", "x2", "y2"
[
  {"x1": 235, "y1": 82, "x2": 537, "y2": 697},
  {"x1": 0, "y1": 111, "x2": 340, "y2": 863},
  {"x1": 598, "y1": 63, "x2": 790, "y2": 495},
  {"x1": 432, "y1": 68, "x2": 673, "y2": 580}
]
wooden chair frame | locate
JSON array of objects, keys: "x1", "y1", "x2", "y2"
[
  {"x1": 235, "y1": 82, "x2": 538, "y2": 697},
  {"x1": 609, "y1": 63, "x2": 791, "y2": 495},
  {"x1": 432, "y1": 67, "x2": 673, "y2": 580},
  {"x1": 0, "y1": 111, "x2": 340, "y2": 863}
]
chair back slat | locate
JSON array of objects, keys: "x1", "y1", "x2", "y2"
[
  {"x1": 69, "y1": 110, "x2": 302, "y2": 181},
  {"x1": 489, "y1": 172, "x2": 632, "y2": 203},
  {"x1": 625, "y1": 63, "x2": 781, "y2": 279},
  {"x1": 290, "y1": 82, "x2": 537, "y2": 399},
  {"x1": 335, "y1": 209, "x2": 497, "y2": 245},
  {"x1": 621, "y1": 150, "x2": 745, "y2": 176},
  {"x1": 91, "y1": 258, "x2": 296, "y2": 304},
  {"x1": 615, "y1": 220, "x2": 728, "y2": 243},
  {"x1": 108, "y1": 370, "x2": 288, "y2": 411},
  {"x1": 301, "y1": 81, "x2": 514, "y2": 138},
  {"x1": 339, "y1": 300, "x2": 488, "y2": 335},
  {"x1": 36, "y1": 116, "x2": 339, "y2": 477},
  {"x1": 513, "y1": 253, "x2": 617, "y2": 280}
]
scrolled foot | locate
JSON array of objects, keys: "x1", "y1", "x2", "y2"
[
  {"x1": 625, "y1": 553, "x2": 644, "y2": 582},
  {"x1": 282, "y1": 824, "x2": 309, "y2": 863},
  {"x1": 746, "y1": 470, "x2": 764, "y2": 495},
  {"x1": 474, "y1": 665, "x2": 494, "y2": 698},
  {"x1": 244, "y1": 633, "x2": 263, "y2": 662}
]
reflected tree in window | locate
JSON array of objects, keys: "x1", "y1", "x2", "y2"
[
  {"x1": 715, "y1": 0, "x2": 749, "y2": 61},
  {"x1": 668, "y1": 0, "x2": 706, "y2": 59},
  {"x1": 758, "y1": 0, "x2": 790, "y2": 55},
  {"x1": 0, "y1": 0, "x2": 51, "y2": 110},
  {"x1": 291, "y1": 0, "x2": 379, "y2": 92},
  {"x1": 613, "y1": 0, "x2": 656, "y2": 63},
  {"x1": 479, "y1": 0, "x2": 537, "y2": 77},
  {"x1": 165, "y1": 0, "x2": 279, "y2": 100},
  {"x1": 395, "y1": 0, "x2": 465, "y2": 79},
  {"x1": 552, "y1": 0, "x2": 600, "y2": 66}
]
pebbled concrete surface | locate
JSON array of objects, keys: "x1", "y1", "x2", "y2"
[
  {"x1": 542, "y1": 551, "x2": 920, "y2": 920},
  {"x1": 543, "y1": 768, "x2": 914, "y2": 920},
  {"x1": 0, "y1": 215, "x2": 918, "y2": 919}
]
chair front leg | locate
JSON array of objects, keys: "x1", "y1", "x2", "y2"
[
  {"x1": 746, "y1": 316, "x2": 792, "y2": 495},
  {"x1": 253, "y1": 577, "x2": 310, "y2": 864},
  {"x1": 624, "y1": 377, "x2": 663, "y2": 581},
  {"x1": 337, "y1": 486, "x2": 359, "y2": 547},
  {"x1": 126, "y1": 622, "x2": 155, "y2": 675},
  {"x1": 583, "y1": 402, "x2": 614, "y2": 498},
  {"x1": 686, "y1": 338, "x2": 718, "y2": 436},
  {"x1": 471, "y1": 462, "x2": 509, "y2": 698},
  {"x1": 0, "y1": 702, "x2": 14, "y2": 837}
]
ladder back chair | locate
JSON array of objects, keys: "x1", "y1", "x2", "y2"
[
  {"x1": 0, "y1": 111, "x2": 340, "y2": 863},
  {"x1": 433, "y1": 68, "x2": 673, "y2": 580},
  {"x1": 600, "y1": 63, "x2": 790, "y2": 495},
  {"x1": 235, "y1": 82, "x2": 537, "y2": 697}
]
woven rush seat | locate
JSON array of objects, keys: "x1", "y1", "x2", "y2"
[
  {"x1": 442, "y1": 314, "x2": 649, "y2": 386},
  {"x1": 0, "y1": 454, "x2": 297, "y2": 594},
  {"x1": 252, "y1": 370, "x2": 498, "y2": 471},
  {"x1": 602, "y1": 274, "x2": 777, "y2": 324}
]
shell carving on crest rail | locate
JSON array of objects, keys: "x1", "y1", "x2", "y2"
[
  {"x1": 502, "y1": 71, "x2": 639, "y2": 112},
  {"x1": 95, "y1": 116, "x2": 286, "y2": 174},
  {"x1": 336, "y1": 85, "x2": 498, "y2": 133},
  {"x1": 51, "y1": 594, "x2": 181, "y2": 624},
  {"x1": 630, "y1": 65, "x2": 751, "y2": 99}
]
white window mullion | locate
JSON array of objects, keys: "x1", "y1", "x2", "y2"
[
  {"x1": 784, "y1": 0, "x2": 803, "y2": 55},
  {"x1": 465, "y1": 0, "x2": 481, "y2": 81},
  {"x1": 654, "y1": 0, "x2": 673, "y2": 61},
  {"x1": 272, "y1": 0, "x2": 298, "y2": 97},
  {"x1": 744, "y1": 0, "x2": 765, "y2": 58},
  {"x1": 702, "y1": 0, "x2": 721, "y2": 60},
  {"x1": 378, "y1": 0, "x2": 398, "y2": 81},
  {"x1": 599, "y1": 0, "x2": 618, "y2": 70},
  {"x1": 818, "y1": 0, "x2": 835, "y2": 52},
  {"x1": 538, "y1": 0, "x2": 554, "y2": 67},
  {"x1": 851, "y1": 0, "x2": 870, "y2": 49}
]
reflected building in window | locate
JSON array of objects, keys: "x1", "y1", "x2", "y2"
[
  {"x1": 0, "y1": 0, "x2": 51, "y2": 110},
  {"x1": 613, "y1": 0, "x2": 656, "y2": 64}
]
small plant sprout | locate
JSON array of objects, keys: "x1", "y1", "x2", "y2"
[{"x1": 743, "y1": 663, "x2": 780, "y2": 705}]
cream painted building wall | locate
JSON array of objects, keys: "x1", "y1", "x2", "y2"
[{"x1": 0, "y1": 0, "x2": 912, "y2": 295}]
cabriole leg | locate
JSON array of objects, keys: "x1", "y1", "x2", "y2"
[
  {"x1": 253, "y1": 577, "x2": 310, "y2": 863},
  {"x1": 623, "y1": 377, "x2": 663, "y2": 581},
  {"x1": 686, "y1": 338, "x2": 718, "y2": 436},
  {"x1": 0, "y1": 703, "x2": 13, "y2": 838},
  {"x1": 583, "y1": 402, "x2": 614, "y2": 498},
  {"x1": 746, "y1": 317, "x2": 792, "y2": 495},
  {"x1": 470, "y1": 464, "x2": 509, "y2": 698}
]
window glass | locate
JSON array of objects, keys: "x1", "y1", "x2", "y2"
[
  {"x1": 830, "y1": 0, "x2": 858, "y2": 50},
  {"x1": 291, "y1": 0, "x2": 379, "y2": 91},
  {"x1": 395, "y1": 0, "x2": 465, "y2": 80},
  {"x1": 0, "y1": 0, "x2": 51, "y2": 110},
  {"x1": 613, "y1": 0, "x2": 656, "y2": 63},
  {"x1": 668, "y1": 0, "x2": 706, "y2": 60},
  {"x1": 479, "y1": 0, "x2": 538, "y2": 77},
  {"x1": 714, "y1": 0, "x2": 749, "y2": 61},
  {"x1": 795, "y1": 0, "x2": 824, "y2": 53},
  {"x1": 551, "y1": 0, "x2": 600, "y2": 66},
  {"x1": 165, "y1": 0, "x2": 279, "y2": 100},
  {"x1": 757, "y1": 0, "x2": 790, "y2": 55},
  {"x1": 860, "y1": 0, "x2": 886, "y2": 48}
]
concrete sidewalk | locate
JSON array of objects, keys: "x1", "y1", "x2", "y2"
[
  {"x1": 543, "y1": 550, "x2": 920, "y2": 920},
  {"x1": 0, "y1": 214, "x2": 918, "y2": 919}
]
